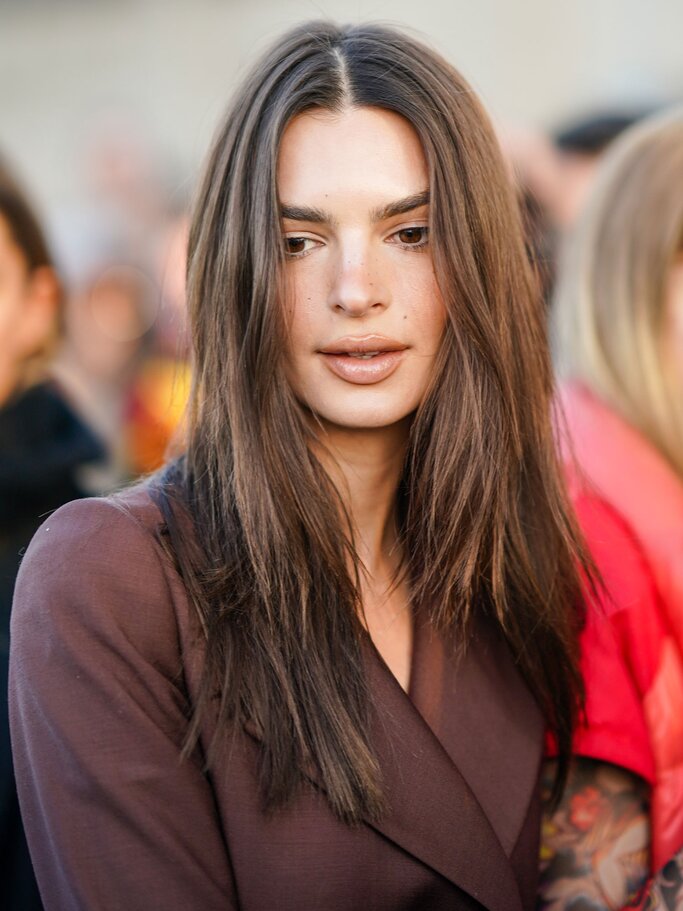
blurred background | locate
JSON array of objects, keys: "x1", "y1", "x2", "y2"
[
  {"x1": 2, "y1": 6, "x2": 683, "y2": 908},
  {"x1": 2, "y1": 0, "x2": 683, "y2": 484}
]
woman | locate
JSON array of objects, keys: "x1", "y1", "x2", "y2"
[
  {"x1": 0, "y1": 160, "x2": 105, "y2": 909},
  {"x1": 11, "y1": 22, "x2": 596, "y2": 911},
  {"x1": 550, "y1": 110, "x2": 683, "y2": 899}
]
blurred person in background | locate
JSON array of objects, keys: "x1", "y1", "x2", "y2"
[
  {"x1": 548, "y1": 109, "x2": 683, "y2": 906},
  {"x1": 503, "y1": 111, "x2": 653, "y2": 310},
  {"x1": 550, "y1": 110, "x2": 654, "y2": 232},
  {"x1": 501, "y1": 127, "x2": 561, "y2": 306},
  {"x1": 52, "y1": 117, "x2": 191, "y2": 484},
  {"x1": 54, "y1": 231, "x2": 190, "y2": 484},
  {"x1": 0, "y1": 158, "x2": 105, "y2": 910},
  {"x1": 124, "y1": 211, "x2": 191, "y2": 474},
  {"x1": 53, "y1": 261, "x2": 157, "y2": 485}
]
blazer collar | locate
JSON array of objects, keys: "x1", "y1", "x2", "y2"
[
  {"x1": 244, "y1": 611, "x2": 543, "y2": 911},
  {"x1": 408, "y1": 611, "x2": 544, "y2": 859},
  {"x1": 358, "y1": 613, "x2": 542, "y2": 911}
]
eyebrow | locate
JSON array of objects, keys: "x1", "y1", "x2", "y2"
[{"x1": 279, "y1": 189, "x2": 430, "y2": 226}]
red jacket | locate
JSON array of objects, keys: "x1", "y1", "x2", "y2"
[{"x1": 559, "y1": 383, "x2": 683, "y2": 870}]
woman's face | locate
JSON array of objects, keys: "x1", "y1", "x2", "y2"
[
  {"x1": 0, "y1": 215, "x2": 56, "y2": 404},
  {"x1": 277, "y1": 106, "x2": 446, "y2": 431}
]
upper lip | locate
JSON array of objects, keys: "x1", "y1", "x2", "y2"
[{"x1": 318, "y1": 335, "x2": 408, "y2": 354}]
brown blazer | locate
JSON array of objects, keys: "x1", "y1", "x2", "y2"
[{"x1": 9, "y1": 486, "x2": 544, "y2": 911}]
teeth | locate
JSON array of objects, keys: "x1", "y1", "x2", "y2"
[{"x1": 348, "y1": 351, "x2": 381, "y2": 359}]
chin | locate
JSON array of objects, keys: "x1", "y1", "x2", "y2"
[{"x1": 308, "y1": 395, "x2": 418, "y2": 433}]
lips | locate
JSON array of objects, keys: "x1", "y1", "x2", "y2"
[{"x1": 317, "y1": 335, "x2": 408, "y2": 385}]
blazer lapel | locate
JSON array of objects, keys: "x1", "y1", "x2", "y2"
[
  {"x1": 358, "y1": 630, "x2": 527, "y2": 911},
  {"x1": 408, "y1": 612, "x2": 545, "y2": 858},
  {"x1": 243, "y1": 612, "x2": 543, "y2": 911}
]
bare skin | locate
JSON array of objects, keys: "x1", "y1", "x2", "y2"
[{"x1": 311, "y1": 421, "x2": 413, "y2": 690}]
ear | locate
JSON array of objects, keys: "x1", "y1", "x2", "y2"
[{"x1": 16, "y1": 265, "x2": 61, "y2": 358}]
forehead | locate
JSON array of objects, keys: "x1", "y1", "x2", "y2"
[{"x1": 277, "y1": 106, "x2": 428, "y2": 205}]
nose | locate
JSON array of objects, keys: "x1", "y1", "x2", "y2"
[{"x1": 327, "y1": 242, "x2": 388, "y2": 317}]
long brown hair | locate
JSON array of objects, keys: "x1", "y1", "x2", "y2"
[
  {"x1": 553, "y1": 108, "x2": 683, "y2": 476},
  {"x1": 157, "y1": 21, "x2": 586, "y2": 822}
]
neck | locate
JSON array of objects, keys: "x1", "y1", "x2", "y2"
[{"x1": 311, "y1": 418, "x2": 410, "y2": 580}]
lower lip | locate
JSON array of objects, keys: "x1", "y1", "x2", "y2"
[{"x1": 320, "y1": 350, "x2": 406, "y2": 385}]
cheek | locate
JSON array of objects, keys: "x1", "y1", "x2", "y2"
[
  {"x1": 284, "y1": 296, "x2": 317, "y2": 369},
  {"x1": 281, "y1": 291, "x2": 324, "y2": 400},
  {"x1": 424, "y1": 293, "x2": 448, "y2": 345},
  {"x1": 283, "y1": 262, "x2": 324, "y2": 335},
  {"x1": 400, "y1": 271, "x2": 447, "y2": 348}
]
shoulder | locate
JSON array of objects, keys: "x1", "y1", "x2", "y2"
[
  {"x1": 30, "y1": 480, "x2": 164, "y2": 543},
  {"x1": 15, "y1": 484, "x2": 166, "y2": 600},
  {"x1": 11, "y1": 481, "x2": 187, "y2": 671},
  {"x1": 18, "y1": 480, "x2": 165, "y2": 573}
]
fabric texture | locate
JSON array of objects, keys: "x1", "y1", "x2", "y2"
[
  {"x1": 0, "y1": 382, "x2": 104, "y2": 911},
  {"x1": 559, "y1": 382, "x2": 683, "y2": 871},
  {"x1": 10, "y1": 482, "x2": 545, "y2": 911}
]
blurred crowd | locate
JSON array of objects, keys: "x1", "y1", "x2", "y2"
[
  {"x1": 502, "y1": 106, "x2": 659, "y2": 303},
  {"x1": 12, "y1": 123, "x2": 191, "y2": 488},
  {"x1": 0, "y1": 124, "x2": 192, "y2": 908},
  {"x1": 1, "y1": 95, "x2": 683, "y2": 907}
]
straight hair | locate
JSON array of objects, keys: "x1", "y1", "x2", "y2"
[{"x1": 157, "y1": 21, "x2": 587, "y2": 823}]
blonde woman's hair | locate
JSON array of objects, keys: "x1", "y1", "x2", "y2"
[{"x1": 553, "y1": 107, "x2": 683, "y2": 476}]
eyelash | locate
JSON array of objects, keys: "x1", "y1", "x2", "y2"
[
  {"x1": 283, "y1": 226, "x2": 430, "y2": 259},
  {"x1": 283, "y1": 237, "x2": 319, "y2": 258},
  {"x1": 392, "y1": 226, "x2": 430, "y2": 251}
]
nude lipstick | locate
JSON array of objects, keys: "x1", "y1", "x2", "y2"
[{"x1": 317, "y1": 335, "x2": 408, "y2": 385}]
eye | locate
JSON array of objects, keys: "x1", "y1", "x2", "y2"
[
  {"x1": 391, "y1": 226, "x2": 429, "y2": 249},
  {"x1": 284, "y1": 236, "x2": 318, "y2": 258}
]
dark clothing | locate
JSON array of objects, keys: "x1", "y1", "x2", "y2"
[
  {"x1": 10, "y1": 483, "x2": 544, "y2": 911},
  {"x1": 1, "y1": 383, "x2": 104, "y2": 911}
]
